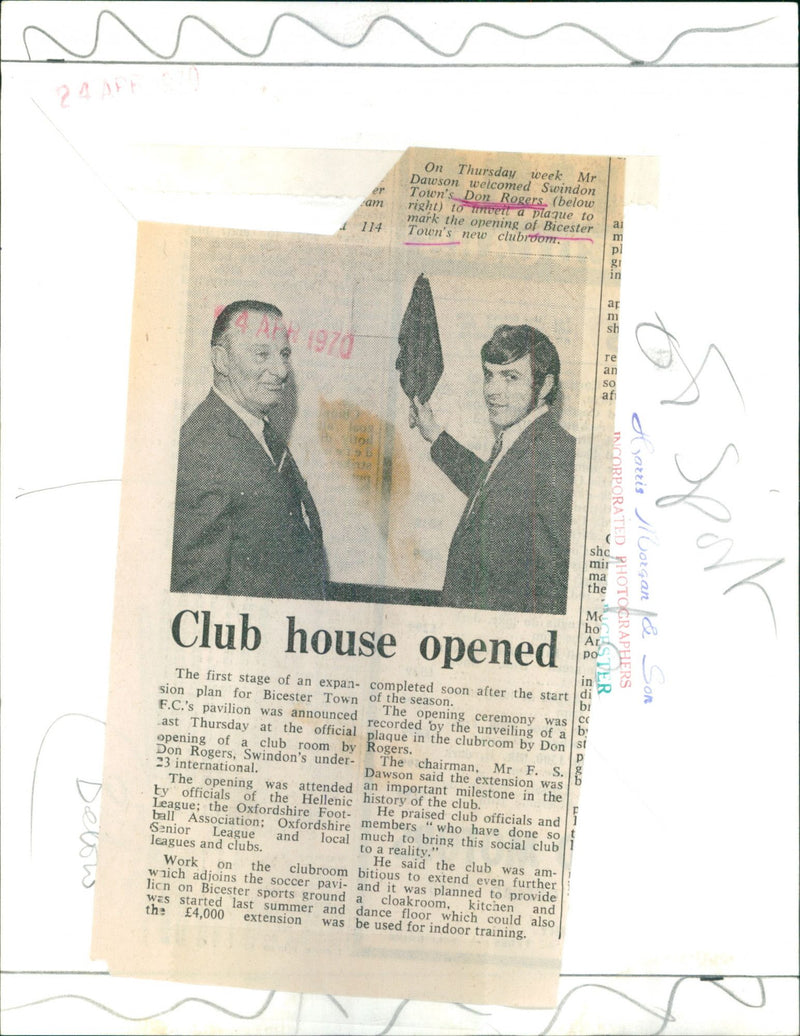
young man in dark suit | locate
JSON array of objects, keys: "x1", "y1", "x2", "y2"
[
  {"x1": 410, "y1": 325, "x2": 575, "y2": 614},
  {"x1": 171, "y1": 300, "x2": 327, "y2": 600}
]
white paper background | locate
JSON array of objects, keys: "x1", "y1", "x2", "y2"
[{"x1": 1, "y1": 3, "x2": 797, "y2": 1033}]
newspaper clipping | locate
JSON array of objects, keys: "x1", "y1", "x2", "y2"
[{"x1": 92, "y1": 148, "x2": 625, "y2": 1007}]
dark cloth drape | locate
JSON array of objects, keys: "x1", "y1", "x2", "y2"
[{"x1": 395, "y1": 273, "x2": 444, "y2": 404}]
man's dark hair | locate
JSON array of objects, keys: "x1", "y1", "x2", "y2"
[
  {"x1": 481, "y1": 324, "x2": 561, "y2": 407},
  {"x1": 211, "y1": 300, "x2": 283, "y2": 349}
]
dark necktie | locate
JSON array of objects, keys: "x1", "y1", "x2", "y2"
[
  {"x1": 464, "y1": 433, "x2": 504, "y2": 519},
  {"x1": 487, "y1": 432, "x2": 504, "y2": 468},
  {"x1": 262, "y1": 419, "x2": 287, "y2": 468},
  {"x1": 262, "y1": 421, "x2": 322, "y2": 540}
]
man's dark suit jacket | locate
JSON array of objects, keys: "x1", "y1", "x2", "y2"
[
  {"x1": 431, "y1": 411, "x2": 575, "y2": 614},
  {"x1": 171, "y1": 390, "x2": 326, "y2": 599}
]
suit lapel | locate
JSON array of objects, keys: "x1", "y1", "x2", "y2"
[
  {"x1": 210, "y1": 392, "x2": 323, "y2": 547},
  {"x1": 458, "y1": 454, "x2": 495, "y2": 527},
  {"x1": 454, "y1": 422, "x2": 536, "y2": 536},
  {"x1": 209, "y1": 393, "x2": 283, "y2": 482}
]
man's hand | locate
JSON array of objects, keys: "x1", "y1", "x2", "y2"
[{"x1": 409, "y1": 396, "x2": 442, "y2": 444}]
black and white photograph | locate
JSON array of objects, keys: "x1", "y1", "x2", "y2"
[{"x1": 171, "y1": 237, "x2": 586, "y2": 614}]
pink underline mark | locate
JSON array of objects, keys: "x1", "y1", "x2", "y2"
[
  {"x1": 404, "y1": 240, "x2": 461, "y2": 246},
  {"x1": 528, "y1": 233, "x2": 594, "y2": 244},
  {"x1": 451, "y1": 196, "x2": 547, "y2": 211}
]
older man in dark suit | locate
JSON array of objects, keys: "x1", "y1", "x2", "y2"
[
  {"x1": 171, "y1": 300, "x2": 326, "y2": 600},
  {"x1": 411, "y1": 325, "x2": 575, "y2": 614}
]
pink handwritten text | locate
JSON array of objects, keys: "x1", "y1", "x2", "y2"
[
  {"x1": 56, "y1": 67, "x2": 199, "y2": 109},
  {"x1": 529, "y1": 233, "x2": 594, "y2": 244},
  {"x1": 452, "y1": 196, "x2": 547, "y2": 212}
]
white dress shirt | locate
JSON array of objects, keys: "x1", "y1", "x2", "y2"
[
  {"x1": 212, "y1": 386, "x2": 285, "y2": 469},
  {"x1": 486, "y1": 402, "x2": 548, "y2": 478}
]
